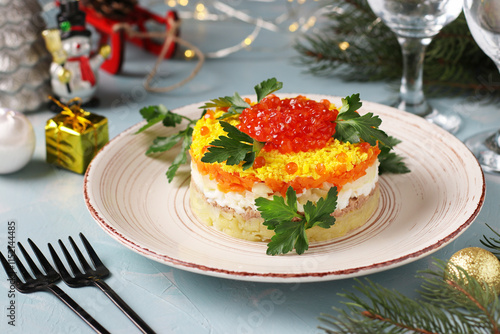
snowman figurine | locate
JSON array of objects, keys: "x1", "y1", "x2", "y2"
[{"x1": 43, "y1": 0, "x2": 110, "y2": 106}]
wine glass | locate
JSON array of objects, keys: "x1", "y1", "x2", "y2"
[
  {"x1": 366, "y1": 0, "x2": 463, "y2": 133},
  {"x1": 463, "y1": 0, "x2": 500, "y2": 172}
]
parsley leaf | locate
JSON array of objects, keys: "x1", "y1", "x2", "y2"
[
  {"x1": 378, "y1": 136, "x2": 410, "y2": 174},
  {"x1": 256, "y1": 186, "x2": 338, "y2": 255},
  {"x1": 254, "y1": 78, "x2": 283, "y2": 102},
  {"x1": 166, "y1": 127, "x2": 193, "y2": 182},
  {"x1": 200, "y1": 97, "x2": 232, "y2": 109},
  {"x1": 201, "y1": 78, "x2": 283, "y2": 119},
  {"x1": 336, "y1": 112, "x2": 390, "y2": 147},
  {"x1": 267, "y1": 220, "x2": 308, "y2": 255},
  {"x1": 145, "y1": 133, "x2": 183, "y2": 155},
  {"x1": 339, "y1": 93, "x2": 363, "y2": 114},
  {"x1": 257, "y1": 187, "x2": 300, "y2": 229},
  {"x1": 335, "y1": 95, "x2": 391, "y2": 147},
  {"x1": 136, "y1": 105, "x2": 183, "y2": 133},
  {"x1": 304, "y1": 187, "x2": 338, "y2": 229},
  {"x1": 200, "y1": 93, "x2": 251, "y2": 119},
  {"x1": 201, "y1": 122, "x2": 264, "y2": 170}
]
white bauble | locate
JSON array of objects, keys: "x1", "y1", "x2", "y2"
[{"x1": 0, "y1": 108, "x2": 36, "y2": 174}]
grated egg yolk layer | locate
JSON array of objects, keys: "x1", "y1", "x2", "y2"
[{"x1": 190, "y1": 108, "x2": 380, "y2": 195}]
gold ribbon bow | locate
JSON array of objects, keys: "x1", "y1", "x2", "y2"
[
  {"x1": 49, "y1": 96, "x2": 93, "y2": 133},
  {"x1": 48, "y1": 96, "x2": 100, "y2": 172}
]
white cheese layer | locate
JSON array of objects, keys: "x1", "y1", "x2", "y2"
[{"x1": 190, "y1": 160, "x2": 379, "y2": 214}]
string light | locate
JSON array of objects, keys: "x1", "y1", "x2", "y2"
[
  {"x1": 306, "y1": 16, "x2": 316, "y2": 27},
  {"x1": 184, "y1": 49, "x2": 195, "y2": 59},
  {"x1": 196, "y1": 3, "x2": 205, "y2": 11},
  {"x1": 195, "y1": 3, "x2": 208, "y2": 19},
  {"x1": 157, "y1": 0, "x2": 325, "y2": 59},
  {"x1": 338, "y1": 41, "x2": 350, "y2": 51}
]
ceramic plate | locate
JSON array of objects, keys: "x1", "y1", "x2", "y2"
[{"x1": 84, "y1": 95, "x2": 485, "y2": 282}]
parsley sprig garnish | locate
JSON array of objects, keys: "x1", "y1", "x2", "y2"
[
  {"x1": 136, "y1": 105, "x2": 199, "y2": 182},
  {"x1": 334, "y1": 94, "x2": 391, "y2": 147},
  {"x1": 201, "y1": 122, "x2": 265, "y2": 170},
  {"x1": 200, "y1": 93, "x2": 249, "y2": 119},
  {"x1": 200, "y1": 78, "x2": 283, "y2": 119},
  {"x1": 256, "y1": 186, "x2": 338, "y2": 255},
  {"x1": 334, "y1": 94, "x2": 409, "y2": 174}
]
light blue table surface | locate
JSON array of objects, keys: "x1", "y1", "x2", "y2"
[{"x1": 1, "y1": 2, "x2": 499, "y2": 333}]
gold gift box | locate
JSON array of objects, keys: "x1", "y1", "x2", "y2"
[{"x1": 45, "y1": 99, "x2": 108, "y2": 174}]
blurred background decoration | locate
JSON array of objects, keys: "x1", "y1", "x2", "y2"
[
  {"x1": 16, "y1": 0, "x2": 499, "y2": 106},
  {"x1": 0, "y1": 0, "x2": 52, "y2": 112},
  {"x1": 40, "y1": 0, "x2": 323, "y2": 61},
  {"x1": 294, "y1": 0, "x2": 500, "y2": 102}
]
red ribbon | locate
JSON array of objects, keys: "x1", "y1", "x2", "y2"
[
  {"x1": 67, "y1": 56, "x2": 96, "y2": 86},
  {"x1": 71, "y1": 26, "x2": 86, "y2": 31}
]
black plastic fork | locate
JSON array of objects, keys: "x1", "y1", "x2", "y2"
[
  {"x1": 0, "y1": 239, "x2": 109, "y2": 334},
  {"x1": 49, "y1": 233, "x2": 155, "y2": 334}
]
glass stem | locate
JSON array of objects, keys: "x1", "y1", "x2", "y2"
[{"x1": 397, "y1": 36, "x2": 433, "y2": 116}]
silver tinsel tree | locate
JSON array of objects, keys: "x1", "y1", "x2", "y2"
[{"x1": 0, "y1": 0, "x2": 51, "y2": 112}]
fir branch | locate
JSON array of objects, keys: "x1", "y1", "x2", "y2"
[
  {"x1": 319, "y1": 260, "x2": 500, "y2": 334},
  {"x1": 420, "y1": 261, "x2": 500, "y2": 333},
  {"x1": 445, "y1": 279, "x2": 499, "y2": 333},
  {"x1": 481, "y1": 224, "x2": 500, "y2": 257},
  {"x1": 360, "y1": 311, "x2": 437, "y2": 334}
]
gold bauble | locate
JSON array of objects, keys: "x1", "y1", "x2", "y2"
[{"x1": 447, "y1": 247, "x2": 500, "y2": 293}]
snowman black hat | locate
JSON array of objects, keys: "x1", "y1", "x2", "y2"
[{"x1": 57, "y1": 0, "x2": 91, "y2": 39}]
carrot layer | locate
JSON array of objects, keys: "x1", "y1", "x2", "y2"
[{"x1": 192, "y1": 146, "x2": 380, "y2": 195}]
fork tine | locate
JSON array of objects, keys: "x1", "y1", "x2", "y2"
[
  {"x1": 79, "y1": 233, "x2": 105, "y2": 269},
  {"x1": 49, "y1": 243, "x2": 72, "y2": 279},
  {"x1": 58, "y1": 240, "x2": 83, "y2": 276},
  {"x1": 8, "y1": 245, "x2": 31, "y2": 282},
  {"x1": 0, "y1": 251, "x2": 19, "y2": 285},
  {"x1": 68, "y1": 236, "x2": 93, "y2": 272},
  {"x1": 17, "y1": 242, "x2": 43, "y2": 277},
  {"x1": 28, "y1": 239, "x2": 55, "y2": 275}
]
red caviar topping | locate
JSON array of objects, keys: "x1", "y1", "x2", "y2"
[
  {"x1": 200, "y1": 126, "x2": 210, "y2": 136},
  {"x1": 238, "y1": 95, "x2": 338, "y2": 154},
  {"x1": 336, "y1": 152, "x2": 348, "y2": 163},
  {"x1": 253, "y1": 156, "x2": 266, "y2": 169},
  {"x1": 204, "y1": 110, "x2": 215, "y2": 119},
  {"x1": 286, "y1": 162, "x2": 298, "y2": 174},
  {"x1": 315, "y1": 163, "x2": 326, "y2": 175},
  {"x1": 359, "y1": 142, "x2": 371, "y2": 151}
]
